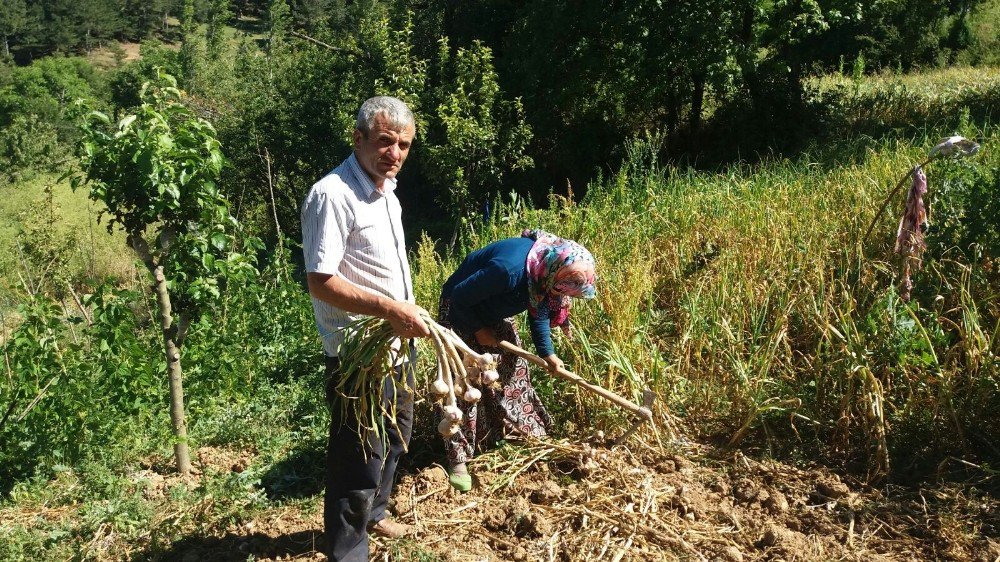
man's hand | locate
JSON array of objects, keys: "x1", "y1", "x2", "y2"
[
  {"x1": 474, "y1": 327, "x2": 500, "y2": 347},
  {"x1": 386, "y1": 301, "x2": 431, "y2": 338},
  {"x1": 543, "y1": 354, "x2": 564, "y2": 374}
]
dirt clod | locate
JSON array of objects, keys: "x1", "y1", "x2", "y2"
[
  {"x1": 718, "y1": 545, "x2": 744, "y2": 562},
  {"x1": 530, "y1": 480, "x2": 562, "y2": 505},
  {"x1": 657, "y1": 458, "x2": 678, "y2": 473},
  {"x1": 414, "y1": 465, "x2": 448, "y2": 495},
  {"x1": 732, "y1": 478, "x2": 759, "y2": 503},
  {"x1": 760, "y1": 524, "x2": 788, "y2": 548},
  {"x1": 519, "y1": 511, "x2": 553, "y2": 537},
  {"x1": 816, "y1": 478, "x2": 850, "y2": 499},
  {"x1": 755, "y1": 487, "x2": 771, "y2": 504},
  {"x1": 134, "y1": 435, "x2": 1000, "y2": 562},
  {"x1": 764, "y1": 490, "x2": 789, "y2": 513},
  {"x1": 709, "y1": 479, "x2": 729, "y2": 495},
  {"x1": 672, "y1": 454, "x2": 694, "y2": 471},
  {"x1": 483, "y1": 502, "x2": 509, "y2": 531}
]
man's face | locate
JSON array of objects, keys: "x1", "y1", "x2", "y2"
[{"x1": 353, "y1": 114, "x2": 415, "y2": 188}]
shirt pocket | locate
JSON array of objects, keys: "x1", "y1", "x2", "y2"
[
  {"x1": 349, "y1": 218, "x2": 389, "y2": 266},
  {"x1": 349, "y1": 205, "x2": 383, "y2": 247}
]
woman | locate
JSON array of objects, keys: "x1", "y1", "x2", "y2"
[{"x1": 437, "y1": 229, "x2": 597, "y2": 491}]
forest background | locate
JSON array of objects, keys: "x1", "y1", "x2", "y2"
[{"x1": 1, "y1": 0, "x2": 999, "y2": 559}]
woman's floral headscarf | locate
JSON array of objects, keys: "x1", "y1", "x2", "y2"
[{"x1": 522, "y1": 229, "x2": 597, "y2": 335}]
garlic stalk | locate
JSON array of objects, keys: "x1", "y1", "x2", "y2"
[{"x1": 426, "y1": 323, "x2": 458, "y2": 409}]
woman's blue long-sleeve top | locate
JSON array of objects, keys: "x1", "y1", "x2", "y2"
[{"x1": 441, "y1": 237, "x2": 554, "y2": 358}]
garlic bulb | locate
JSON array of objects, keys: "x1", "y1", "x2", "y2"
[
  {"x1": 431, "y1": 379, "x2": 449, "y2": 397},
  {"x1": 463, "y1": 387, "x2": 482, "y2": 403},
  {"x1": 481, "y1": 369, "x2": 500, "y2": 385},
  {"x1": 443, "y1": 405, "x2": 463, "y2": 422},
  {"x1": 438, "y1": 418, "x2": 460, "y2": 437}
]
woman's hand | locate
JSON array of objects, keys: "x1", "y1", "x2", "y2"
[
  {"x1": 475, "y1": 327, "x2": 500, "y2": 347},
  {"x1": 543, "y1": 354, "x2": 564, "y2": 373}
]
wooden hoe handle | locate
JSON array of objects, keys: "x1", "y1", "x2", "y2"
[{"x1": 497, "y1": 341, "x2": 653, "y2": 420}]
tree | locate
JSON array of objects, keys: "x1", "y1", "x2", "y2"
[
  {"x1": 121, "y1": 0, "x2": 178, "y2": 40},
  {"x1": 267, "y1": 0, "x2": 291, "y2": 54},
  {"x1": 292, "y1": 0, "x2": 332, "y2": 33},
  {"x1": 218, "y1": 4, "x2": 427, "y2": 244},
  {"x1": 0, "y1": 0, "x2": 28, "y2": 58},
  {"x1": 423, "y1": 38, "x2": 532, "y2": 244},
  {"x1": 203, "y1": 0, "x2": 231, "y2": 59},
  {"x1": 74, "y1": 71, "x2": 258, "y2": 474},
  {"x1": 625, "y1": 1, "x2": 741, "y2": 138},
  {"x1": 75, "y1": 0, "x2": 121, "y2": 53},
  {"x1": 33, "y1": 0, "x2": 86, "y2": 52},
  {"x1": 179, "y1": 0, "x2": 201, "y2": 87}
]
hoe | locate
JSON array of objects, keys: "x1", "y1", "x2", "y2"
[{"x1": 497, "y1": 341, "x2": 656, "y2": 447}]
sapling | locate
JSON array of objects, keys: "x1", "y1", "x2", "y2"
[{"x1": 73, "y1": 71, "x2": 257, "y2": 475}]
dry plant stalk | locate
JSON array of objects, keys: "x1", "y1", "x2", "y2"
[
  {"x1": 895, "y1": 166, "x2": 928, "y2": 302},
  {"x1": 866, "y1": 135, "x2": 980, "y2": 301}
]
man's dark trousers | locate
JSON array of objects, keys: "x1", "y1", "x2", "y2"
[{"x1": 324, "y1": 354, "x2": 414, "y2": 562}]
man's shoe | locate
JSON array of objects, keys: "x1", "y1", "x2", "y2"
[{"x1": 369, "y1": 518, "x2": 412, "y2": 539}]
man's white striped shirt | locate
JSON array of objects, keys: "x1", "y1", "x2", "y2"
[{"x1": 301, "y1": 153, "x2": 414, "y2": 357}]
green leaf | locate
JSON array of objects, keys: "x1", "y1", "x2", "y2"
[{"x1": 210, "y1": 232, "x2": 227, "y2": 251}]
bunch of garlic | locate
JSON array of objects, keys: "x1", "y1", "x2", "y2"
[{"x1": 423, "y1": 314, "x2": 501, "y2": 437}]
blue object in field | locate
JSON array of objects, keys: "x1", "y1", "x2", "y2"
[
  {"x1": 483, "y1": 200, "x2": 491, "y2": 224},
  {"x1": 440, "y1": 237, "x2": 555, "y2": 358}
]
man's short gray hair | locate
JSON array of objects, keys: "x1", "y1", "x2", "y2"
[{"x1": 356, "y1": 96, "x2": 415, "y2": 135}]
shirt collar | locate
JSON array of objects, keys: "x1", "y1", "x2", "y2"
[{"x1": 347, "y1": 153, "x2": 397, "y2": 200}]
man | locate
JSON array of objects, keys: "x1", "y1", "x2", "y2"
[{"x1": 301, "y1": 96, "x2": 430, "y2": 561}]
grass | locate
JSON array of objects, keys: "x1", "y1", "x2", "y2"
[
  {"x1": 805, "y1": 65, "x2": 1000, "y2": 140},
  {"x1": 811, "y1": 65, "x2": 1000, "y2": 93},
  {"x1": 0, "y1": 173, "x2": 138, "y2": 319},
  {"x1": 408, "y1": 120, "x2": 998, "y2": 477},
  {"x1": 967, "y1": 0, "x2": 1000, "y2": 66},
  {"x1": 0, "y1": 371, "x2": 327, "y2": 560},
  {"x1": 85, "y1": 41, "x2": 144, "y2": 70}
]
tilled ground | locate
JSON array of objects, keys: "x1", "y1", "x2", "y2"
[{"x1": 154, "y1": 437, "x2": 1000, "y2": 561}]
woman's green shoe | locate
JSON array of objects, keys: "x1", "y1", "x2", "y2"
[{"x1": 449, "y1": 471, "x2": 472, "y2": 492}]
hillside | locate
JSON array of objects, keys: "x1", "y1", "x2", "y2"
[
  {"x1": 2, "y1": 110, "x2": 998, "y2": 559},
  {"x1": 2, "y1": 6, "x2": 999, "y2": 558}
]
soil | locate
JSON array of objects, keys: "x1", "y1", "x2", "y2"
[
  {"x1": 154, "y1": 438, "x2": 1000, "y2": 561},
  {"x1": 86, "y1": 41, "x2": 143, "y2": 69}
]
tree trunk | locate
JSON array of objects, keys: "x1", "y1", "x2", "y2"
[
  {"x1": 788, "y1": 56, "x2": 803, "y2": 107},
  {"x1": 449, "y1": 217, "x2": 460, "y2": 251},
  {"x1": 131, "y1": 235, "x2": 191, "y2": 475},
  {"x1": 736, "y1": 2, "x2": 760, "y2": 110},
  {"x1": 153, "y1": 264, "x2": 190, "y2": 475},
  {"x1": 664, "y1": 69, "x2": 678, "y2": 135},
  {"x1": 785, "y1": 0, "x2": 804, "y2": 107},
  {"x1": 3, "y1": 35, "x2": 9, "y2": 59},
  {"x1": 690, "y1": 72, "x2": 706, "y2": 139}
]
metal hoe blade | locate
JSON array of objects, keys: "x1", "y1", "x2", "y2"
[{"x1": 611, "y1": 389, "x2": 656, "y2": 448}]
